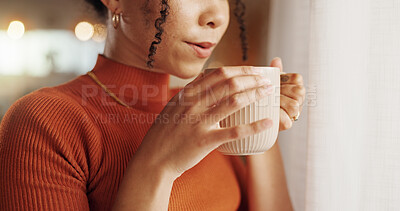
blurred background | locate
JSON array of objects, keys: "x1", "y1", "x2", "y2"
[
  {"x1": 0, "y1": 0, "x2": 108, "y2": 121},
  {"x1": 2, "y1": 0, "x2": 400, "y2": 210},
  {"x1": 0, "y1": 0, "x2": 198, "y2": 121}
]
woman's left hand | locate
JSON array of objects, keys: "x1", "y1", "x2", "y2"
[{"x1": 270, "y1": 57, "x2": 306, "y2": 131}]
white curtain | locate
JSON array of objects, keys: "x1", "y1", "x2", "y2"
[{"x1": 268, "y1": 0, "x2": 400, "y2": 210}]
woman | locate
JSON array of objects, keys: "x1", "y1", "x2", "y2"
[{"x1": 0, "y1": 0, "x2": 305, "y2": 210}]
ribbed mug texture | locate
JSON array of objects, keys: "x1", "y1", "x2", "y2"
[{"x1": 203, "y1": 67, "x2": 280, "y2": 155}]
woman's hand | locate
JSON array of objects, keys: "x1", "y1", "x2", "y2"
[
  {"x1": 135, "y1": 66, "x2": 275, "y2": 179},
  {"x1": 270, "y1": 57, "x2": 306, "y2": 131}
]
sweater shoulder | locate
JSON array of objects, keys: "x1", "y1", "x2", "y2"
[
  {"x1": 0, "y1": 77, "x2": 103, "y2": 182},
  {"x1": 0, "y1": 80, "x2": 99, "y2": 210}
]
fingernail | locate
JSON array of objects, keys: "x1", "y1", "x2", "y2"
[
  {"x1": 272, "y1": 57, "x2": 283, "y2": 67},
  {"x1": 263, "y1": 119, "x2": 272, "y2": 127},
  {"x1": 261, "y1": 85, "x2": 274, "y2": 94}
]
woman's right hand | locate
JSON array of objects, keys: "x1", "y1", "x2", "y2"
[{"x1": 135, "y1": 66, "x2": 275, "y2": 180}]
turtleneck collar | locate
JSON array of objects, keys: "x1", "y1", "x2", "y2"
[{"x1": 88, "y1": 54, "x2": 172, "y2": 113}]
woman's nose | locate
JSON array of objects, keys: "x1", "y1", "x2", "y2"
[{"x1": 198, "y1": 6, "x2": 228, "y2": 29}]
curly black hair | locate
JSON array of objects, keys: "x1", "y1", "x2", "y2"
[
  {"x1": 147, "y1": 0, "x2": 170, "y2": 68},
  {"x1": 85, "y1": 0, "x2": 248, "y2": 68},
  {"x1": 234, "y1": 0, "x2": 248, "y2": 61},
  {"x1": 85, "y1": 0, "x2": 108, "y2": 21}
]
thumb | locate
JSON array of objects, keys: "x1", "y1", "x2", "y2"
[
  {"x1": 270, "y1": 57, "x2": 285, "y2": 73},
  {"x1": 187, "y1": 72, "x2": 204, "y2": 85}
]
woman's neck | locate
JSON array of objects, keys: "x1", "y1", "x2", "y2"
[{"x1": 102, "y1": 26, "x2": 165, "y2": 75}]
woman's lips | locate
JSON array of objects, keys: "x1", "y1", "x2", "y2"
[{"x1": 185, "y1": 42, "x2": 215, "y2": 58}]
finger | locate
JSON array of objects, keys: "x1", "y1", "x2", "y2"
[
  {"x1": 183, "y1": 66, "x2": 267, "y2": 97},
  {"x1": 194, "y1": 74, "x2": 272, "y2": 109},
  {"x1": 280, "y1": 95, "x2": 300, "y2": 119},
  {"x1": 280, "y1": 84, "x2": 306, "y2": 106},
  {"x1": 280, "y1": 73, "x2": 303, "y2": 85},
  {"x1": 204, "y1": 84, "x2": 275, "y2": 125},
  {"x1": 279, "y1": 108, "x2": 293, "y2": 131},
  {"x1": 210, "y1": 118, "x2": 273, "y2": 145},
  {"x1": 270, "y1": 57, "x2": 283, "y2": 72}
]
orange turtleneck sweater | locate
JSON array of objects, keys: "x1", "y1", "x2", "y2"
[{"x1": 0, "y1": 55, "x2": 247, "y2": 210}]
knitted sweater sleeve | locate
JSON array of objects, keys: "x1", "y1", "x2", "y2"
[{"x1": 0, "y1": 89, "x2": 100, "y2": 210}]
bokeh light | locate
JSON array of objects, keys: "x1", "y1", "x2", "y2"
[
  {"x1": 74, "y1": 21, "x2": 94, "y2": 41},
  {"x1": 7, "y1": 21, "x2": 25, "y2": 40}
]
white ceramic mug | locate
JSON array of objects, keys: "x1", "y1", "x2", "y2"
[{"x1": 203, "y1": 66, "x2": 280, "y2": 155}]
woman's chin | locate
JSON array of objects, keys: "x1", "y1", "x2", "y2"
[
  {"x1": 172, "y1": 63, "x2": 204, "y2": 79},
  {"x1": 173, "y1": 71, "x2": 200, "y2": 79}
]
